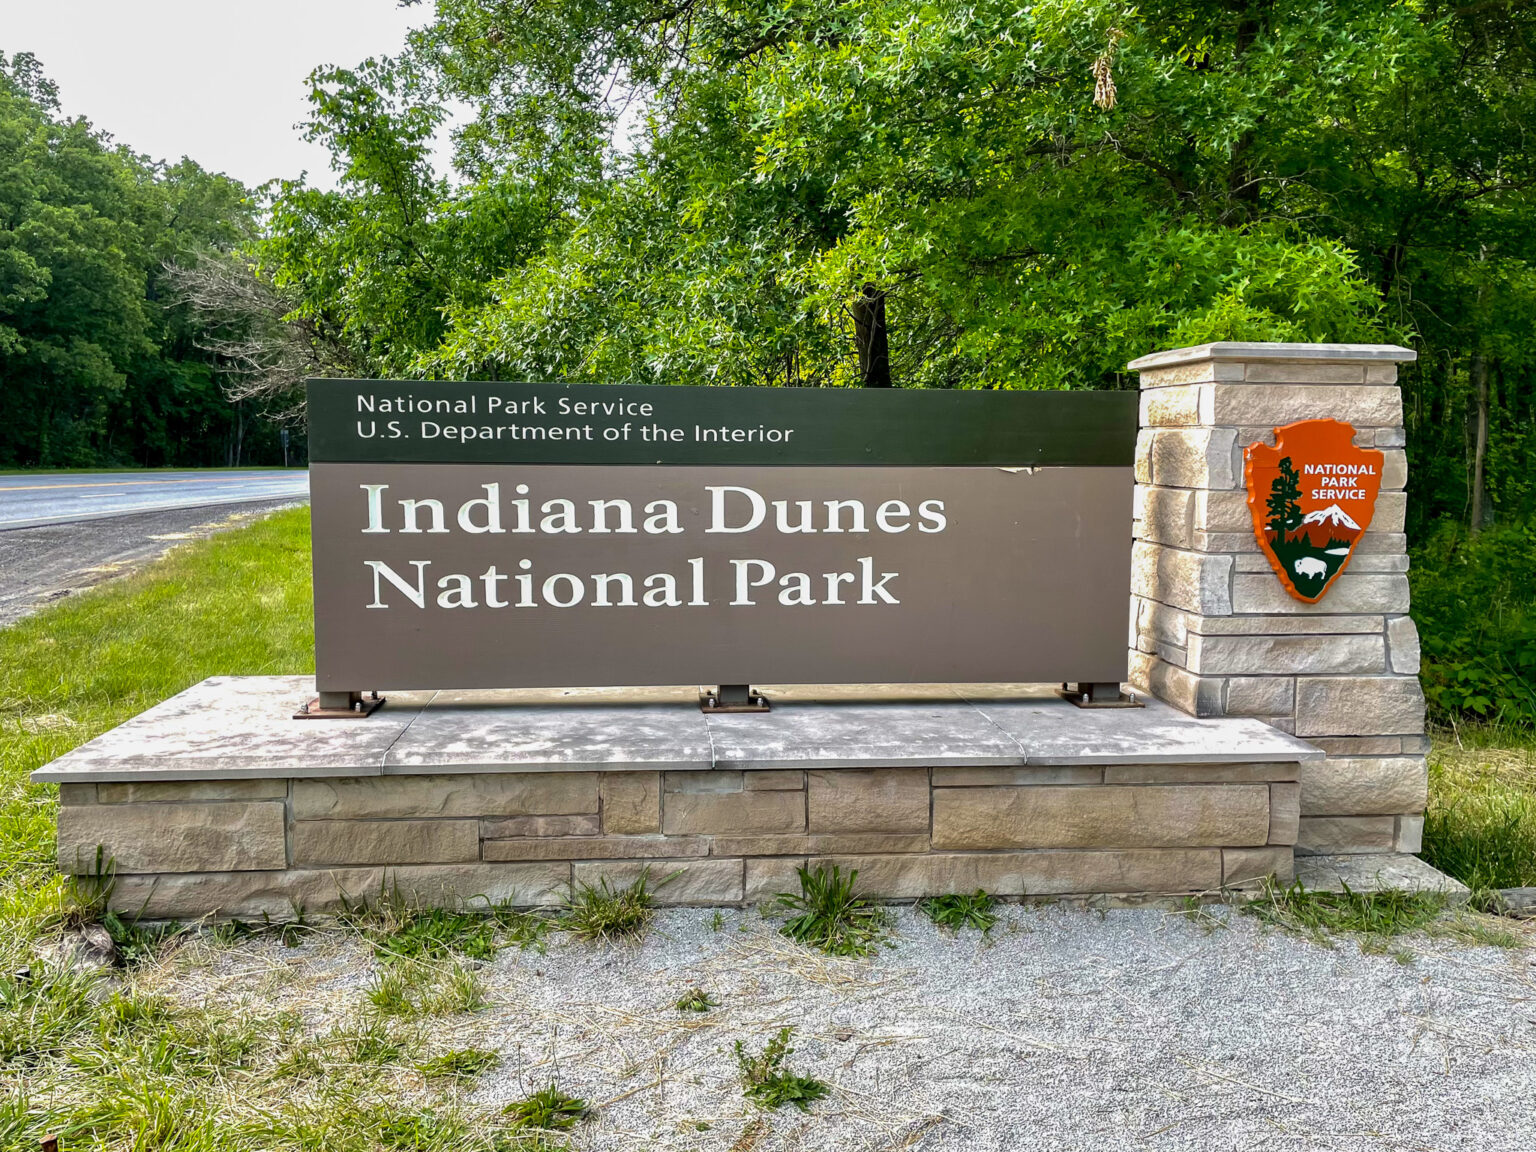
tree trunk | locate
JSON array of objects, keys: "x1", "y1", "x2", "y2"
[
  {"x1": 851, "y1": 284, "x2": 891, "y2": 388},
  {"x1": 1469, "y1": 352, "x2": 1489, "y2": 532}
]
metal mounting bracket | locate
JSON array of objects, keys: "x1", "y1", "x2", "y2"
[
  {"x1": 294, "y1": 691, "x2": 387, "y2": 720},
  {"x1": 1057, "y1": 682, "x2": 1144, "y2": 709},
  {"x1": 700, "y1": 684, "x2": 771, "y2": 713}
]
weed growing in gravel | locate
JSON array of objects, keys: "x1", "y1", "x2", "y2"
[
  {"x1": 560, "y1": 871, "x2": 660, "y2": 941},
  {"x1": 1244, "y1": 879, "x2": 1447, "y2": 948},
  {"x1": 417, "y1": 1046, "x2": 501, "y2": 1081},
  {"x1": 918, "y1": 890, "x2": 998, "y2": 933},
  {"x1": 342, "y1": 1017, "x2": 408, "y2": 1063},
  {"x1": 675, "y1": 987, "x2": 718, "y2": 1012},
  {"x1": 775, "y1": 865, "x2": 890, "y2": 956},
  {"x1": 735, "y1": 1026, "x2": 830, "y2": 1112},
  {"x1": 341, "y1": 888, "x2": 551, "y2": 962},
  {"x1": 504, "y1": 1084, "x2": 589, "y2": 1131},
  {"x1": 368, "y1": 960, "x2": 487, "y2": 1017}
]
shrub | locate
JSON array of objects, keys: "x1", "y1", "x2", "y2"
[{"x1": 1411, "y1": 522, "x2": 1536, "y2": 728}]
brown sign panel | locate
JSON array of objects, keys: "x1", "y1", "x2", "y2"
[
  {"x1": 1244, "y1": 419, "x2": 1382, "y2": 603},
  {"x1": 311, "y1": 464, "x2": 1132, "y2": 691}
]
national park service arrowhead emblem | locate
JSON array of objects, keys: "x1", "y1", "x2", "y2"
[{"x1": 1244, "y1": 419, "x2": 1382, "y2": 603}]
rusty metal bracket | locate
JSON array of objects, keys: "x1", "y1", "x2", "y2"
[
  {"x1": 293, "y1": 691, "x2": 386, "y2": 720},
  {"x1": 1057, "y1": 682, "x2": 1143, "y2": 709},
  {"x1": 700, "y1": 684, "x2": 771, "y2": 713}
]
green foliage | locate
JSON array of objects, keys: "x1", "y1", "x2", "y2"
[
  {"x1": 917, "y1": 890, "x2": 998, "y2": 933},
  {"x1": 674, "y1": 987, "x2": 717, "y2": 1012},
  {"x1": 775, "y1": 865, "x2": 891, "y2": 957},
  {"x1": 0, "y1": 52, "x2": 281, "y2": 468},
  {"x1": 734, "y1": 1027, "x2": 831, "y2": 1113},
  {"x1": 559, "y1": 870, "x2": 659, "y2": 941},
  {"x1": 416, "y1": 1046, "x2": 501, "y2": 1081},
  {"x1": 1412, "y1": 523, "x2": 1536, "y2": 727},
  {"x1": 503, "y1": 1085, "x2": 588, "y2": 1132}
]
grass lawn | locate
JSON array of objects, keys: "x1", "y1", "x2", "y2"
[
  {"x1": 1, "y1": 508, "x2": 1532, "y2": 1150},
  {"x1": 0, "y1": 507, "x2": 313, "y2": 939},
  {"x1": 1424, "y1": 728, "x2": 1536, "y2": 899}
]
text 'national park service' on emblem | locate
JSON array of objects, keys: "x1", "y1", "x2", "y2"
[{"x1": 1244, "y1": 418, "x2": 1382, "y2": 604}]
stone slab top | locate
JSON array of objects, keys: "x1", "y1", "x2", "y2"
[
  {"x1": 1127, "y1": 342, "x2": 1417, "y2": 372},
  {"x1": 32, "y1": 676, "x2": 1324, "y2": 784}
]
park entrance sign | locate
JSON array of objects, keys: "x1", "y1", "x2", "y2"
[{"x1": 306, "y1": 380, "x2": 1137, "y2": 705}]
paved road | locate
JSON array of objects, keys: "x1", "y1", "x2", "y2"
[{"x1": 0, "y1": 469, "x2": 309, "y2": 530}]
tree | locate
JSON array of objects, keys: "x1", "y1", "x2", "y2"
[
  {"x1": 0, "y1": 52, "x2": 277, "y2": 467},
  {"x1": 1266, "y1": 458, "x2": 1303, "y2": 545}
]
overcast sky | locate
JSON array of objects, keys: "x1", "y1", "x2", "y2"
[{"x1": 3, "y1": 1, "x2": 436, "y2": 189}]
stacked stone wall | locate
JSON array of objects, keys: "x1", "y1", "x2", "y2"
[
  {"x1": 1128, "y1": 344, "x2": 1427, "y2": 855},
  {"x1": 56, "y1": 764, "x2": 1300, "y2": 919}
]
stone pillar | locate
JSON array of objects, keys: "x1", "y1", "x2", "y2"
[{"x1": 1126, "y1": 342, "x2": 1427, "y2": 856}]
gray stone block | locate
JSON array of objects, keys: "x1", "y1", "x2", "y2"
[
  {"x1": 705, "y1": 701, "x2": 1021, "y2": 770},
  {"x1": 1269, "y1": 782, "x2": 1300, "y2": 845},
  {"x1": 33, "y1": 675, "x2": 429, "y2": 783},
  {"x1": 97, "y1": 780, "x2": 288, "y2": 803},
  {"x1": 1298, "y1": 757, "x2": 1427, "y2": 816},
  {"x1": 1295, "y1": 816, "x2": 1397, "y2": 854},
  {"x1": 294, "y1": 773, "x2": 599, "y2": 820},
  {"x1": 807, "y1": 769, "x2": 928, "y2": 833},
  {"x1": 1387, "y1": 616, "x2": 1421, "y2": 675},
  {"x1": 1187, "y1": 634, "x2": 1385, "y2": 677},
  {"x1": 931, "y1": 784, "x2": 1270, "y2": 850},
  {"x1": 1209, "y1": 384, "x2": 1401, "y2": 427},
  {"x1": 1294, "y1": 677, "x2": 1425, "y2": 738},
  {"x1": 573, "y1": 858, "x2": 743, "y2": 904},
  {"x1": 1222, "y1": 846, "x2": 1294, "y2": 887},
  {"x1": 1231, "y1": 574, "x2": 1408, "y2": 615},
  {"x1": 385, "y1": 690, "x2": 714, "y2": 772},
  {"x1": 817, "y1": 849, "x2": 1224, "y2": 897},
  {"x1": 292, "y1": 819, "x2": 480, "y2": 866},
  {"x1": 1131, "y1": 542, "x2": 1233, "y2": 616},
  {"x1": 1224, "y1": 677, "x2": 1295, "y2": 718},
  {"x1": 58, "y1": 801, "x2": 285, "y2": 875}
]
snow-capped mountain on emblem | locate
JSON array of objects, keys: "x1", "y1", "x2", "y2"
[
  {"x1": 1301, "y1": 504, "x2": 1361, "y2": 531},
  {"x1": 1244, "y1": 420, "x2": 1383, "y2": 603}
]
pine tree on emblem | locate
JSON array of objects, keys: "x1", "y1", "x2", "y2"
[{"x1": 1266, "y1": 457, "x2": 1303, "y2": 545}]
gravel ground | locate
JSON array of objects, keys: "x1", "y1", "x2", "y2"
[{"x1": 153, "y1": 904, "x2": 1536, "y2": 1152}]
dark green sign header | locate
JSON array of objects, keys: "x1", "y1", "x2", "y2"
[{"x1": 307, "y1": 379, "x2": 1136, "y2": 467}]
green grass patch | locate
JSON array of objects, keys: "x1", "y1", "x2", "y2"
[
  {"x1": 734, "y1": 1027, "x2": 830, "y2": 1112},
  {"x1": 917, "y1": 890, "x2": 998, "y2": 933},
  {"x1": 559, "y1": 870, "x2": 659, "y2": 941},
  {"x1": 1243, "y1": 879, "x2": 1447, "y2": 949},
  {"x1": 417, "y1": 1047, "x2": 501, "y2": 1082},
  {"x1": 1422, "y1": 730, "x2": 1536, "y2": 900},
  {"x1": 774, "y1": 864, "x2": 891, "y2": 957},
  {"x1": 367, "y1": 960, "x2": 487, "y2": 1018}
]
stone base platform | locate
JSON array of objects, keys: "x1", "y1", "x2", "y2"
[
  {"x1": 1294, "y1": 853, "x2": 1469, "y2": 899},
  {"x1": 37, "y1": 677, "x2": 1326, "y2": 919}
]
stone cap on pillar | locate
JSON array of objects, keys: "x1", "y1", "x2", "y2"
[{"x1": 1128, "y1": 342, "x2": 1417, "y2": 373}]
